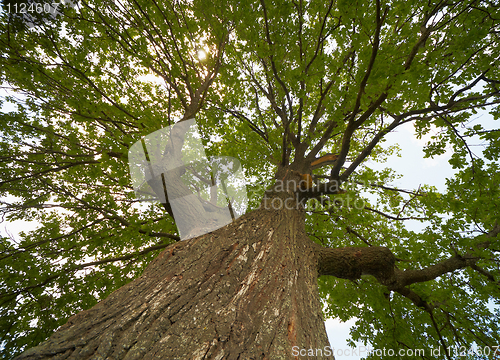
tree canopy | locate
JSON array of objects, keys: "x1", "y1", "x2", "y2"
[{"x1": 1, "y1": 0, "x2": 499, "y2": 358}]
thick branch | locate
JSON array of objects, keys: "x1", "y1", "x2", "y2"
[
  {"x1": 316, "y1": 246, "x2": 396, "y2": 281},
  {"x1": 316, "y1": 224, "x2": 500, "y2": 290}
]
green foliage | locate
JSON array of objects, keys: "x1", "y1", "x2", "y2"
[{"x1": 1, "y1": 0, "x2": 500, "y2": 358}]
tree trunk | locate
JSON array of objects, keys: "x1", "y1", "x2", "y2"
[{"x1": 15, "y1": 204, "x2": 333, "y2": 359}]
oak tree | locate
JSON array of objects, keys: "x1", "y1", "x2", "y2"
[{"x1": 1, "y1": 0, "x2": 499, "y2": 358}]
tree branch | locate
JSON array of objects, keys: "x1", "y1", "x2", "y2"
[
  {"x1": 0, "y1": 240, "x2": 182, "y2": 300},
  {"x1": 315, "y1": 223, "x2": 500, "y2": 296}
]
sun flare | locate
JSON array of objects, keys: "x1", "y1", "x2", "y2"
[{"x1": 197, "y1": 49, "x2": 207, "y2": 61}]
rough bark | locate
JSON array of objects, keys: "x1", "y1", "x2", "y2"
[{"x1": 15, "y1": 205, "x2": 332, "y2": 359}]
